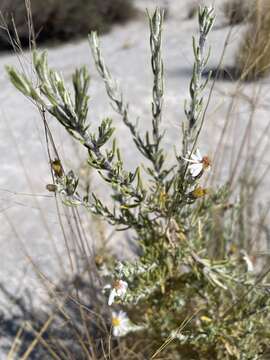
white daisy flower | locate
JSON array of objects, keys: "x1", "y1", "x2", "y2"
[
  {"x1": 107, "y1": 279, "x2": 128, "y2": 306},
  {"x1": 183, "y1": 149, "x2": 211, "y2": 178},
  {"x1": 112, "y1": 310, "x2": 130, "y2": 337}
]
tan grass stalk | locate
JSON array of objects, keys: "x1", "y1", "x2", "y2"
[
  {"x1": 21, "y1": 316, "x2": 57, "y2": 360},
  {"x1": 236, "y1": 0, "x2": 270, "y2": 80}
]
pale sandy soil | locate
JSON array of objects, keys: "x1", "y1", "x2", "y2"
[{"x1": 0, "y1": 0, "x2": 270, "y2": 347}]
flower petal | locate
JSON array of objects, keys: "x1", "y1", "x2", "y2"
[
  {"x1": 103, "y1": 284, "x2": 111, "y2": 290},
  {"x1": 113, "y1": 326, "x2": 120, "y2": 337},
  {"x1": 191, "y1": 153, "x2": 199, "y2": 162},
  {"x1": 182, "y1": 156, "x2": 196, "y2": 164},
  {"x1": 243, "y1": 254, "x2": 254, "y2": 272},
  {"x1": 108, "y1": 289, "x2": 116, "y2": 306},
  {"x1": 195, "y1": 149, "x2": 202, "y2": 160},
  {"x1": 189, "y1": 164, "x2": 203, "y2": 177}
]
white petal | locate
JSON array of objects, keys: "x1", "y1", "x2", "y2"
[
  {"x1": 103, "y1": 284, "x2": 111, "y2": 290},
  {"x1": 182, "y1": 156, "x2": 196, "y2": 164},
  {"x1": 195, "y1": 149, "x2": 202, "y2": 160},
  {"x1": 189, "y1": 164, "x2": 203, "y2": 177},
  {"x1": 190, "y1": 153, "x2": 199, "y2": 162},
  {"x1": 118, "y1": 310, "x2": 128, "y2": 321},
  {"x1": 113, "y1": 327, "x2": 120, "y2": 337},
  {"x1": 108, "y1": 289, "x2": 116, "y2": 306},
  {"x1": 243, "y1": 255, "x2": 254, "y2": 272}
]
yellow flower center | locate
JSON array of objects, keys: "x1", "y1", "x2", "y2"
[
  {"x1": 201, "y1": 316, "x2": 212, "y2": 323},
  {"x1": 112, "y1": 317, "x2": 121, "y2": 327},
  {"x1": 192, "y1": 187, "x2": 208, "y2": 198}
]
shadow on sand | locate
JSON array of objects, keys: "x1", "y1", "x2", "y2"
[{"x1": 203, "y1": 66, "x2": 242, "y2": 82}]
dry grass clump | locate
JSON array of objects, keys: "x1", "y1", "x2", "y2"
[
  {"x1": 222, "y1": 0, "x2": 254, "y2": 25},
  {"x1": 1, "y1": 274, "x2": 114, "y2": 359},
  {"x1": 0, "y1": 0, "x2": 136, "y2": 49},
  {"x1": 236, "y1": 0, "x2": 270, "y2": 80}
]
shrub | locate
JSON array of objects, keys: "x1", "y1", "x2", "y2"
[
  {"x1": 0, "y1": 0, "x2": 136, "y2": 49},
  {"x1": 235, "y1": 0, "x2": 270, "y2": 80},
  {"x1": 222, "y1": 0, "x2": 254, "y2": 25},
  {"x1": 7, "y1": 6, "x2": 270, "y2": 359}
]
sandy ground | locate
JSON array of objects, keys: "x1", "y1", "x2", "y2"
[{"x1": 0, "y1": 0, "x2": 270, "y2": 348}]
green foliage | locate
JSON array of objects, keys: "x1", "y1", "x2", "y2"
[{"x1": 7, "y1": 6, "x2": 270, "y2": 359}]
